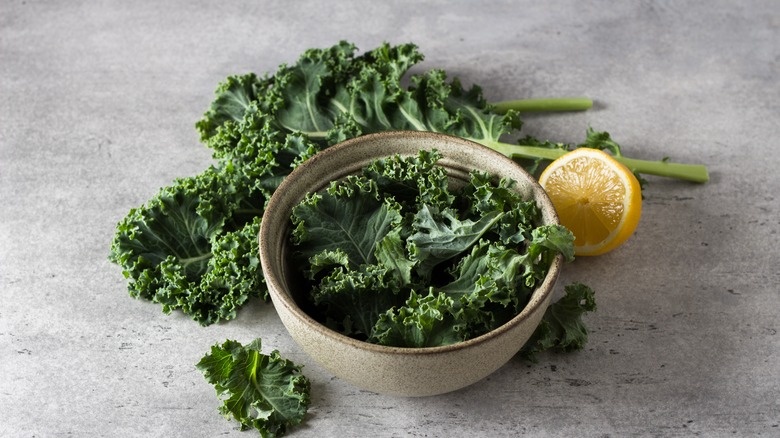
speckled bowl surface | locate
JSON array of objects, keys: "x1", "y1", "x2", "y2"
[{"x1": 259, "y1": 131, "x2": 563, "y2": 397}]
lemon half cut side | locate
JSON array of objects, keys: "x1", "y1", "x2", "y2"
[{"x1": 538, "y1": 148, "x2": 643, "y2": 256}]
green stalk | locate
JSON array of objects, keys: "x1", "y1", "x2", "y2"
[
  {"x1": 180, "y1": 252, "x2": 213, "y2": 267},
  {"x1": 475, "y1": 139, "x2": 710, "y2": 183},
  {"x1": 492, "y1": 98, "x2": 593, "y2": 114}
]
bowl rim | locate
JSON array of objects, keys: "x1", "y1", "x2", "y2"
[{"x1": 259, "y1": 130, "x2": 563, "y2": 357}]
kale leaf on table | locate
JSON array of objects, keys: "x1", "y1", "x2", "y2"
[
  {"x1": 196, "y1": 338, "x2": 310, "y2": 437},
  {"x1": 520, "y1": 282, "x2": 597, "y2": 362},
  {"x1": 108, "y1": 165, "x2": 266, "y2": 325}
]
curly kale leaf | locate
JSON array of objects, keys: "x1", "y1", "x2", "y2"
[
  {"x1": 311, "y1": 264, "x2": 405, "y2": 337},
  {"x1": 436, "y1": 241, "x2": 522, "y2": 335},
  {"x1": 322, "y1": 67, "x2": 521, "y2": 148},
  {"x1": 215, "y1": 40, "x2": 517, "y2": 149},
  {"x1": 407, "y1": 205, "x2": 503, "y2": 278},
  {"x1": 374, "y1": 228, "x2": 416, "y2": 286},
  {"x1": 436, "y1": 226, "x2": 574, "y2": 337},
  {"x1": 362, "y1": 149, "x2": 454, "y2": 212},
  {"x1": 113, "y1": 105, "x2": 320, "y2": 326},
  {"x1": 196, "y1": 73, "x2": 272, "y2": 142},
  {"x1": 291, "y1": 178, "x2": 403, "y2": 268},
  {"x1": 273, "y1": 41, "x2": 359, "y2": 135},
  {"x1": 369, "y1": 291, "x2": 466, "y2": 348},
  {"x1": 196, "y1": 338, "x2": 310, "y2": 437},
  {"x1": 458, "y1": 170, "x2": 541, "y2": 245},
  {"x1": 227, "y1": 40, "x2": 425, "y2": 143},
  {"x1": 526, "y1": 224, "x2": 576, "y2": 265},
  {"x1": 108, "y1": 166, "x2": 268, "y2": 325},
  {"x1": 205, "y1": 105, "x2": 322, "y2": 196},
  {"x1": 194, "y1": 216, "x2": 265, "y2": 322},
  {"x1": 520, "y1": 282, "x2": 597, "y2": 361},
  {"x1": 289, "y1": 173, "x2": 411, "y2": 336}
]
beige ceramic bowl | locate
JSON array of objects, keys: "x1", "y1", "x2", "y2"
[{"x1": 259, "y1": 131, "x2": 563, "y2": 397}]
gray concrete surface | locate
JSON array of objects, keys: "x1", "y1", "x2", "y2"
[{"x1": 1, "y1": 1, "x2": 778, "y2": 437}]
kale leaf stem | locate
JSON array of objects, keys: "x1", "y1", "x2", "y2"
[
  {"x1": 486, "y1": 98, "x2": 709, "y2": 182},
  {"x1": 476, "y1": 139, "x2": 710, "y2": 183},
  {"x1": 179, "y1": 251, "x2": 213, "y2": 266},
  {"x1": 492, "y1": 97, "x2": 594, "y2": 113}
]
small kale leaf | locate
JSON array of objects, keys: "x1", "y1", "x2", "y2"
[
  {"x1": 311, "y1": 264, "x2": 405, "y2": 337},
  {"x1": 520, "y1": 282, "x2": 597, "y2": 361},
  {"x1": 369, "y1": 290, "x2": 466, "y2": 348},
  {"x1": 196, "y1": 72, "x2": 271, "y2": 142},
  {"x1": 458, "y1": 171, "x2": 540, "y2": 245},
  {"x1": 291, "y1": 177, "x2": 403, "y2": 268},
  {"x1": 407, "y1": 205, "x2": 503, "y2": 278},
  {"x1": 196, "y1": 338, "x2": 311, "y2": 437},
  {"x1": 374, "y1": 228, "x2": 416, "y2": 286},
  {"x1": 108, "y1": 165, "x2": 267, "y2": 326},
  {"x1": 362, "y1": 149, "x2": 454, "y2": 212}
]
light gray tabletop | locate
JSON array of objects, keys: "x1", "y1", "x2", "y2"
[{"x1": 2, "y1": 1, "x2": 778, "y2": 437}]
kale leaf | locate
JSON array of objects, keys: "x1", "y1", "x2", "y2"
[
  {"x1": 370, "y1": 291, "x2": 466, "y2": 348},
  {"x1": 520, "y1": 282, "x2": 597, "y2": 361},
  {"x1": 408, "y1": 205, "x2": 503, "y2": 279},
  {"x1": 196, "y1": 338, "x2": 310, "y2": 437},
  {"x1": 291, "y1": 179, "x2": 403, "y2": 269},
  {"x1": 108, "y1": 165, "x2": 266, "y2": 325}
]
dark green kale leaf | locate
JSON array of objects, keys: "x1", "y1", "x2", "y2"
[
  {"x1": 113, "y1": 91, "x2": 324, "y2": 325},
  {"x1": 369, "y1": 291, "x2": 466, "y2": 348},
  {"x1": 311, "y1": 264, "x2": 405, "y2": 337},
  {"x1": 194, "y1": 216, "x2": 265, "y2": 323},
  {"x1": 362, "y1": 149, "x2": 454, "y2": 212},
  {"x1": 374, "y1": 228, "x2": 416, "y2": 287},
  {"x1": 458, "y1": 170, "x2": 541, "y2": 245},
  {"x1": 407, "y1": 205, "x2": 503, "y2": 278},
  {"x1": 520, "y1": 282, "x2": 597, "y2": 361},
  {"x1": 108, "y1": 165, "x2": 267, "y2": 326},
  {"x1": 196, "y1": 338, "x2": 310, "y2": 437},
  {"x1": 259, "y1": 41, "x2": 424, "y2": 142},
  {"x1": 273, "y1": 41, "x2": 358, "y2": 136},
  {"x1": 196, "y1": 73, "x2": 272, "y2": 141},
  {"x1": 436, "y1": 225, "x2": 574, "y2": 338},
  {"x1": 526, "y1": 224, "x2": 576, "y2": 266},
  {"x1": 289, "y1": 173, "x2": 411, "y2": 336},
  {"x1": 436, "y1": 240, "x2": 522, "y2": 335},
  {"x1": 205, "y1": 104, "x2": 322, "y2": 197},
  {"x1": 247, "y1": 41, "x2": 520, "y2": 150},
  {"x1": 291, "y1": 177, "x2": 403, "y2": 268}
]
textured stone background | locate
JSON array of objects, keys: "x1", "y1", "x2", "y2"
[{"x1": 1, "y1": 1, "x2": 778, "y2": 436}]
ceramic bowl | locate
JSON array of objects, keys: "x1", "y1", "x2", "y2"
[{"x1": 259, "y1": 131, "x2": 563, "y2": 397}]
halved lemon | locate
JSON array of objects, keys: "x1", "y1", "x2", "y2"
[{"x1": 539, "y1": 148, "x2": 642, "y2": 256}]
